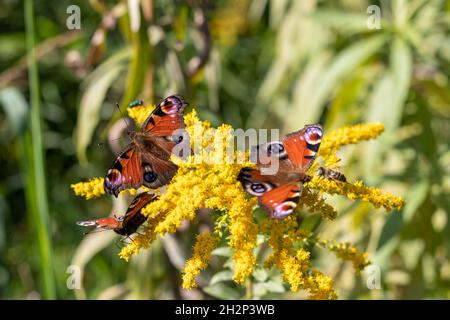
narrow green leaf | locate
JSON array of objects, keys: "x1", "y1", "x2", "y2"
[
  {"x1": 0, "y1": 87, "x2": 28, "y2": 135},
  {"x1": 286, "y1": 34, "x2": 387, "y2": 130},
  {"x1": 308, "y1": 10, "x2": 371, "y2": 34},
  {"x1": 76, "y1": 63, "x2": 125, "y2": 163}
]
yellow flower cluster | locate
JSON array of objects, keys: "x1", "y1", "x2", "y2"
[
  {"x1": 127, "y1": 104, "x2": 155, "y2": 125},
  {"x1": 318, "y1": 123, "x2": 385, "y2": 160},
  {"x1": 305, "y1": 270, "x2": 338, "y2": 300},
  {"x1": 71, "y1": 178, "x2": 104, "y2": 199},
  {"x1": 260, "y1": 216, "x2": 337, "y2": 299},
  {"x1": 298, "y1": 188, "x2": 338, "y2": 220},
  {"x1": 71, "y1": 102, "x2": 405, "y2": 299},
  {"x1": 319, "y1": 241, "x2": 370, "y2": 274},
  {"x1": 307, "y1": 176, "x2": 405, "y2": 211},
  {"x1": 182, "y1": 232, "x2": 219, "y2": 289},
  {"x1": 124, "y1": 108, "x2": 258, "y2": 285}
]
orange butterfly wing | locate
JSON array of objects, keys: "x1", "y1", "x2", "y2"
[
  {"x1": 259, "y1": 183, "x2": 302, "y2": 219},
  {"x1": 238, "y1": 124, "x2": 322, "y2": 218},
  {"x1": 77, "y1": 192, "x2": 157, "y2": 236},
  {"x1": 104, "y1": 146, "x2": 144, "y2": 197},
  {"x1": 141, "y1": 95, "x2": 187, "y2": 136},
  {"x1": 282, "y1": 124, "x2": 323, "y2": 171},
  {"x1": 104, "y1": 95, "x2": 188, "y2": 197}
]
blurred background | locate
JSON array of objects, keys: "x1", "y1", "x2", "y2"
[{"x1": 0, "y1": 0, "x2": 449, "y2": 299}]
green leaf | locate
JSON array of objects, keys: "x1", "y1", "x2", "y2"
[
  {"x1": 212, "y1": 246, "x2": 233, "y2": 257},
  {"x1": 0, "y1": 87, "x2": 29, "y2": 135},
  {"x1": 402, "y1": 180, "x2": 429, "y2": 223},
  {"x1": 76, "y1": 62, "x2": 125, "y2": 163},
  {"x1": 286, "y1": 34, "x2": 387, "y2": 130},
  {"x1": 203, "y1": 282, "x2": 241, "y2": 299},
  {"x1": 253, "y1": 267, "x2": 269, "y2": 282},
  {"x1": 308, "y1": 10, "x2": 371, "y2": 34},
  {"x1": 210, "y1": 270, "x2": 234, "y2": 285},
  {"x1": 262, "y1": 280, "x2": 286, "y2": 293}
]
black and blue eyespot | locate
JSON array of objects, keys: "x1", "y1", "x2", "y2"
[
  {"x1": 251, "y1": 183, "x2": 267, "y2": 194},
  {"x1": 267, "y1": 142, "x2": 284, "y2": 155},
  {"x1": 267, "y1": 142, "x2": 287, "y2": 159},
  {"x1": 144, "y1": 172, "x2": 157, "y2": 183}
]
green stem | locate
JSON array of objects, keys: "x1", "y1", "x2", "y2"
[{"x1": 24, "y1": 0, "x2": 56, "y2": 299}]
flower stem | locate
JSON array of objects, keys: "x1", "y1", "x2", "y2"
[{"x1": 24, "y1": 0, "x2": 56, "y2": 299}]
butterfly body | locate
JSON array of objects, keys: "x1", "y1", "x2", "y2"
[
  {"x1": 238, "y1": 124, "x2": 322, "y2": 219},
  {"x1": 104, "y1": 95, "x2": 188, "y2": 197},
  {"x1": 77, "y1": 193, "x2": 156, "y2": 236}
]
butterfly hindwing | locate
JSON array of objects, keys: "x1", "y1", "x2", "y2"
[
  {"x1": 238, "y1": 167, "x2": 301, "y2": 218},
  {"x1": 259, "y1": 183, "x2": 303, "y2": 219},
  {"x1": 104, "y1": 146, "x2": 143, "y2": 197},
  {"x1": 237, "y1": 167, "x2": 278, "y2": 196}
]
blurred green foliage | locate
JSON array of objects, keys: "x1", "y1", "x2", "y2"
[{"x1": 0, "y1": 0, "x2": 449, "y2": 299}]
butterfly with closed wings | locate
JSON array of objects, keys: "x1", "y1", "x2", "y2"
[
  {"x1": 238, "y1": 124, "x2": 323, "y2": 219},
  {"x1": 104, "y1": 95, "x2": 188, "y2": 197}
]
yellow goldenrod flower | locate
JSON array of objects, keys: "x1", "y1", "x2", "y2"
[
  {"x1": 279, "y1": 248, "x2": 311, "y2": 292},
  {"x1": 127, "y1": 104, "x2": 155, "y2": 125},
  {"x1": 307, "y1": 176, "x2": 405, "y2": 211},
  {"x1": 72, "y1": 100, "x2": 404, "y2": 299},
  {"x1": 305, "y1": 270, "x2": 338, "y2": 300},
  {"x1": 71, "y1": 178, "x2": 104, "y2": 199},
  {"x1": 70, "y1": 178, "x2": 150, "y2": 200},
  {"x1": 319, "y1": 240, "x2": 370, "y2": 274},
  {"x1": 318, "y1": 123, "x2": 385, "y2": 159},
  {"x1": 298, "y1": 188, "x2": 338, "y2": 220},
  {"x1": 182, "y1": 232, "x2": 220, "y2": 289}
]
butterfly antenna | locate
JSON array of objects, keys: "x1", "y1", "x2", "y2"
[
  {"x1": 116, "y1": 102, "x2": 132, "y2": 129},
  {"x1": 83, "y1": 228, "x2": 110, "y2": 235},
  {"x1": 97, "y1": 137, "x2": 123, "y2": 148}
]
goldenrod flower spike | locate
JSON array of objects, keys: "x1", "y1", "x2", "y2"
[
  {"x1": 307, "y1": 176, "x2": 405, "y2": 211},
  {"x1": 318, "y1": 123, "x2": 385, "y2": 159},
  {"x1": 127, "y1": 104, "x2": 155, "y2": 125},
  {"x1": 71, "y1": 178, "x2": 105, "y2": 199},
  {"x1": 70, "y1": 178, "x2": 148, "y2": 200},
  {"x1": 318, "y1": 240, "x2": 370, "y2": 274},
  {"x1": 182, "y1": 232, "x2": 220, "y2": 289}
]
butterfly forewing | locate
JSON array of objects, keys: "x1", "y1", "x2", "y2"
[
  {"x1": 282, "y1": 124, "x2": 323, "y2": 172},
  {"x1": 142, "y1": 95, "x2": 187, "y2": 136}
]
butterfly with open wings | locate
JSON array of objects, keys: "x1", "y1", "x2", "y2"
[
  {"x1": 77, "y1": 192, "x2": 157, "y2": 236},
  {"x1": 104, "y1": 95, "x2": 188, "y2": 197},
  {"x1": 238, "y1": 124, "x2": 323, "y2": 219}
]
